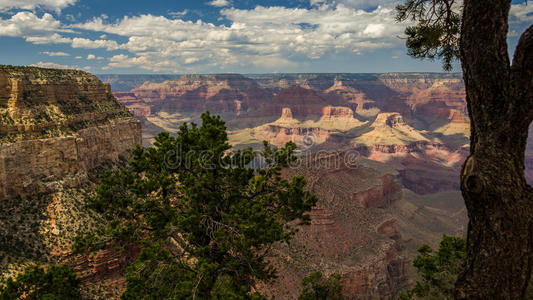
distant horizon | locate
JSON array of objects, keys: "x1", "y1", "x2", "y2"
[
  {"x1": 0, "y1": 64, "x2": 464, "y2": 75},
  {"x1": 95, "y1": 71, "x2": 463, "y2": 75}
]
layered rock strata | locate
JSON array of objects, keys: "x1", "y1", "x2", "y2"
[{"x1": 0, "y1": 66, "x2": 141, "y2": 200}]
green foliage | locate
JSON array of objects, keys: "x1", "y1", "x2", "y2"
[
  {"x1": 79, "y1": 111, "x2": 318, "y2": 299},
  {"x1": 299, "y1": 272, "x2": 343, "y2": 300},
  {"x1": 399, "y1": 235, "x2": 466, "y2": 299},
  {"x1": 0, "y1": 264, "x2": 80, "y2": 299},
  {"x1": 396, "y1": 0, "x2": 461, "y2": 71}
]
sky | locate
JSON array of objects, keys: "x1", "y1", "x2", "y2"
[{"x1": 0, "y1": 0, "x2": 531, "y2": 74}]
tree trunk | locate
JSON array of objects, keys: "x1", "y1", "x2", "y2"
[{"x1": 455, "y1": 1, "x2": 533, "y2": 299}]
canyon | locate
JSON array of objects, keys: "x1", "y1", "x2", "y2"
[
  {"x1": 108, "y1": 73, "x2": 473, "y2": 298},
  {"x1": 0, "y1": 69, "x2": 509, "y2": 298}
]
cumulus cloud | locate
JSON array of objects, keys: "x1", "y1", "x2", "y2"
[
  {"x1": 41, "y1": 51, "x2": 69, "y2": 56},
  {"x1": 0, "y1": 0, "x2": 77, "y2": 12},
  {"x1": 0, "y1": 12, "x2": 64, "y2": 37},
  {"x1": 0, "y1": 12, "x2": 78, "y2": 49},
  {"x1": 207, "y1": 0, "x2": 231, "y2": 7},
  {"x1": 510, "y1": 3, "x2": 533, "y2": 23},
  {"x1": 0, "y1": 1, "x2": 413, "y2": 72},
  {"x1": 87, "y1": 54, "x2": 96, "y2": 59},
  {"x1": 70, "y1": 4, "x2": 405, "y2": 72},
  {"x1": 108, "y1": 54, "x2": 175, "y2": 72}
]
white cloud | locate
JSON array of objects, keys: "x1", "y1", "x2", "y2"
[
  {"x1": 184, "y1": 57, "x2": 200, "y2": 64},
  {"x1": 31, "y1": 61, "x2": 78, "y2": 69},
  {"x1": 363, "y1": 23, "x2": 386, "y2": 37},
  {"x1": 207, "y1": 0, "x2": 231, "y2": 7},
  {"x1": 0, "y1": 0, "x2": 77, "y2": 13},
  {"x1": 310, "y1": 0, "x2": 327, "y2": 6},
  {"x1": 75, "y1": 55, "x2": 82, "y2": 59},
  {"x1": 0, "y1": 12, "x2": 121, "y2": 53},
  {"x1": 70, "y1": 4, "x2": 405, "y2": 72},
  {"x1": 87, "y1": 54, "x2": 96, "y2": 60},
  {"x1": 169, "y1": 10, "x2": 189, "y2": 18},
  {"x1": 510, "y1": 3, "x2": 533, "y2": 23},
  {"x1": 71, "y1": 37, "x2": 120, "y2": 50},
  {"x1": 0, "y1": 12, "x2": 63, "y2": 37},
  {"x1": 41, "y1": 51, "x2": 69, "y2": 56},
  {"x1": 26, "y1": 33, "x2": 71, "y2": 44},
  {"x1": 0, "y1": 12, "x2": 77, "y2": 48},
  {"x1": 508, "y1": 30, "x2": 520, "y2": 37}
]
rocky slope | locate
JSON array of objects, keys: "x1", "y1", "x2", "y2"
[
  {"x1": 263, "y1": 154, "x2": 465, "y2": 299},
  {"x1": 0, "y1": 66, "x2": 141, "y2": 297}
]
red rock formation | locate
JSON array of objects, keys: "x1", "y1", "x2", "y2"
[
  {"x1": 353, "y1": 174, "x2": 403, "y2": 208},
  {"x1": 131, "y1": 74, "x2": 271, "y2": 114},
  {"x1": 64, "y1": 245, "x2": 141, "y2": 298},
  {"x1": 281, "y1": 107, "x2": 294, "y2": 119},
  {"x1": 255, "y1": 125, "x2": 331, "y2": 148},
  {"x1": 376, "y1": 219, "x2": 400, "y2": 240},
  {"x1": 69, "y1": 245, "x2": 140, "y2": 282},
  {"x1": 322, "y1": 106, "x2": 353, "y2": 118},
  {"x1": 113, "y1": 92, "x2": 139, "y2": 103},
  {"x1": 266, "y1": 85, "x2": 329, "y2": 118},
  {"x1": 353, "y1": 142, "x2": 467, "y2": 194},
  {"x1": 127, "y1": 103, "x2": 151, "y2": 117}
]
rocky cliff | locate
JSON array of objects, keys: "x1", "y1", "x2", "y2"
[
  {"x1": 0, "y1": 66, "x2": 141, "y2": 201},
  {"x1": 0, "y1": 118, "x2": 141, "y2": 200}
]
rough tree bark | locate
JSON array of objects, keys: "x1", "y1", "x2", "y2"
[{"x1": 455, "y1": 0, "x2": 533, "y2": 298}]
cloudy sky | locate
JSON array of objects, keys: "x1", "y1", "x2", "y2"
[{"x1": 0, "y1": 0, "x2": 531, "y2": 74}]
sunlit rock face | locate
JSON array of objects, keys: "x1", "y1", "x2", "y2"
[{"x1": 0, "y1": 66, "x2": 141, "y2": 201}]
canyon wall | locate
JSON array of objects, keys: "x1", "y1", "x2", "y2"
[
  {"x1": 0, "y1": 66, "x2": 142, "y2": 200},
  {"x1": 0, "y1": 118, "x2": 141, "y2": 200}
]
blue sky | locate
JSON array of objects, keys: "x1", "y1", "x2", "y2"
[{"x1": 0, "y1": 0, "x2": 531, "y2": 74}]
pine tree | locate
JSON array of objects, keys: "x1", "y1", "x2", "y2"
[{"x1": 78, "y1": 112, "x2": 318, "y2": 299}]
